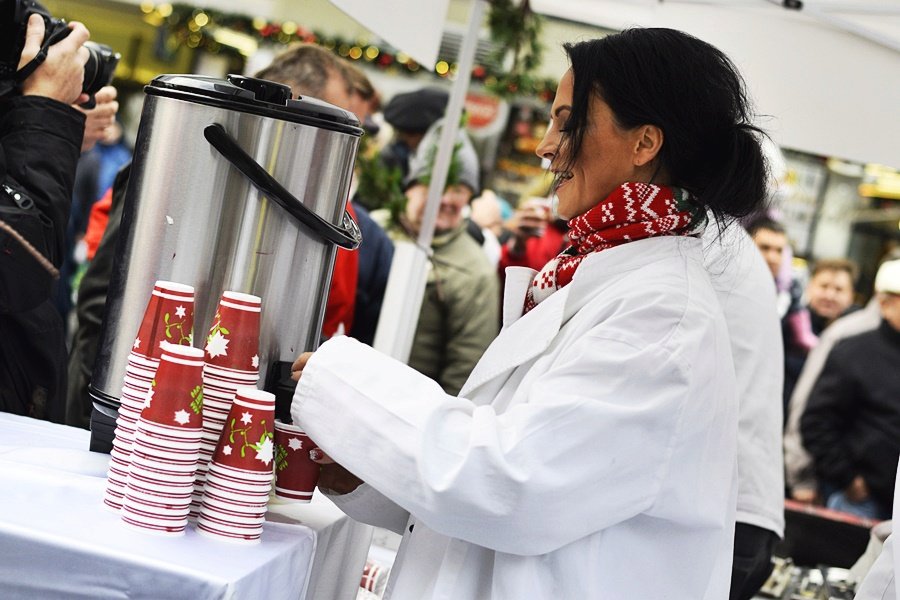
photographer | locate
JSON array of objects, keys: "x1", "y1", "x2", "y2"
[{"x1": 0, "y1": 13, "x2": 89, "y2": 421}]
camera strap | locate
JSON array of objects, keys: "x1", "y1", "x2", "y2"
[{"x1": 14, "y1": 26, "x2": 74, "y2": 86}]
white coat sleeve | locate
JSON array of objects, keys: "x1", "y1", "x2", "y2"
[
  {"x1": 322, "y1": 483, "x2": 409, "y2": 535},
  {"x1": 322, "y1": 483, "x2": 410, "y2": 535},
  {"x1": 292, "y1": 333, "x2": 695, "y2": 556},
  {"x1": 854, "y1": 533, "x2": 897, "y2": 600}
]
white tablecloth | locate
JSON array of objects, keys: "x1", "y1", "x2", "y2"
[{"x1": 0, "y1": 413, "x2": 372, "y2": 600}]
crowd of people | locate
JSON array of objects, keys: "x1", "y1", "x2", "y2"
[{"x1": 3, "y1": 12, "x2": 900, "y2": 600}]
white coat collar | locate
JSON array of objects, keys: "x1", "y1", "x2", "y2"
[{"x1": 459, "y1": 236, "x2": 701, "y2": 398}]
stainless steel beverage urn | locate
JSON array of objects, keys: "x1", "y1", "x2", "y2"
[{"x1": 88, "y1": 74, "x2": 362, "y2": 449}]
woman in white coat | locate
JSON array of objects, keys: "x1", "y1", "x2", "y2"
[{"x1": 291, "y1": 28, "x2": 770, "y2": 599}]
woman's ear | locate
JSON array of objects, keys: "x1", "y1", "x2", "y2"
[{"x1": 633, "y1": 124, "x2": 664, "y2": 167}]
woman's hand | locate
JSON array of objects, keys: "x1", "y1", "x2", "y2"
[
  {"x1": 291, "y1": 351, "x2": 314, "y2": 382},
  {"x1": 291, "y1": 351, "x2": 364, "y2": 494},
  {"x1": 310, "y1": 448, "x2": 364, "y2": 495}
]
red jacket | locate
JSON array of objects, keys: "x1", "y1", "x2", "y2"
[
  {"x1": 322, "y1": 202, "x2": 359, "y2": 338},
  {"x1": 498, "y1": 223, "x2": 568, "y2": 273},
  {"x1": 83, "y1": 185, "x2": 113, "y2": 261}
]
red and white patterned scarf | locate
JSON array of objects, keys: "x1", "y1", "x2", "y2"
[{"x1": 523, "y1": 182, "x2": 706, "y2": 314}]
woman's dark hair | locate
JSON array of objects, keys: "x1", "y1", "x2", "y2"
[{"x1": 560, "y1": 28, "x2": 768, "y2": 224}]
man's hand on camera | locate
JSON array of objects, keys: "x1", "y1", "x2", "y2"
[
  {"x1": 18, "y1": 14, "x2": 90, "y2": 105},
  {"x1": 79, "y1": 86, "x2": 118, "y2": 152}
]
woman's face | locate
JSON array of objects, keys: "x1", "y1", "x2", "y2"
[{"x1": 535, "y1": 69, "x2": 648, "y2": 220}]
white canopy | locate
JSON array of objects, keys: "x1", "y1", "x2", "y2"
[
  {"x1": 174, "y1": 0, "x2": 900, "y2": 167},
  {"x1": 531, "y1": 0, "x2": 900, "y2": 169},
  {"x1": 324, "y1": 0, "x2": 900, "y2": 168}
]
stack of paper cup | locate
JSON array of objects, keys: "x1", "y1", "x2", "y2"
[
  {"x1": 197, "y1": 389, "x2": 275, "y2": 544},
  {"x1": 360, "y1": 560, "x2": 390, "y2": 597},
  {"x1": 104, "y1": 281, "x2": 194, "y2": 511},
  {"x1": 194, "y1": 291, "x2": 262, "y2": 517},
  {"x1": 120, "y1": 343, "x2": 204, "y2": 536}
]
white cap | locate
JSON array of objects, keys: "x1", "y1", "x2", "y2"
[{"x1": 874, "y1": 259, "x2": 900, "y2": 294}]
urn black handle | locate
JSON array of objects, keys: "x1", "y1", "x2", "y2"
[{"x1": 204, "y1": 123, "x2": 361, "y2": 250}]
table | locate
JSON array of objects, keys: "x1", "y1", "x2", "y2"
[{"x1": 0, "y1": 413, "x2": 372, "y2": 600}]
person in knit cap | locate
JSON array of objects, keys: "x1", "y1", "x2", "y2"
[
  {"x1": 371, "y1": 119, "x2": 499, "y2": 395},
  {"x1": 801, "y1": 259, "x2": 900, "y2": 520},
  {"x1": 379, "y1": 87, "x2": 449, "y2": 180}
]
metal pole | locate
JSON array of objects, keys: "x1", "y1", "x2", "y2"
[
  {"x1": 416, "y1": 0, "x2": 487, "y2": 249},
  {"x1": 373, "y1": 0, "x2": 486, "y2": 362}
]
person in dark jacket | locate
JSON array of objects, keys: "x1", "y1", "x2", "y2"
[
  {"x1": 801, "y1": 259, "x2": 900, "y2": 519},
  {"x1": 0, "y1": 15, "x2": 90, "y2": 421},
  {"x1": 64, "y1": 164, "x2": 130, "y2": 428}
]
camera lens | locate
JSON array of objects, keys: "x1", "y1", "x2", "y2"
[{"x1": 81, "y1": 41, "x2": 120, "y2": 97}]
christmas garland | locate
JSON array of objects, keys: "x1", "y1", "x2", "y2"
[{"x1": 144, "y1": 2, "x2": 555, "y2": 101}]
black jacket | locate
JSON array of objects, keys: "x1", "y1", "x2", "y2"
[
  {"x1": 801, "y1": 320, "x2": 900, "y2": 508},
  {"x1": 0, "y1": 95, "x2": 84, "y2": 421},
  {"x1": 65, "y1": 163, "x2": 129, "y2": 428}
]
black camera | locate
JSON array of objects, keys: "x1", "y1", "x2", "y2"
[{"x1": 0, "y1": 0, "x2": 120, "y2": 105}]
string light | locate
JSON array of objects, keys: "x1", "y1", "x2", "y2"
[{"x1": 152, "y1": 5, "x2": 556, "y2": 100}]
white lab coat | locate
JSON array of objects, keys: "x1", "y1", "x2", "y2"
[
  {"x1": 292, "y1": 236, "x2": 738, "y2": 600},
  {"x1": 854, "y1": 458, "x2": 900, "y2": 600},
  {"x1": 703, "y1": 224, "x2": 786, "y2": 538}
]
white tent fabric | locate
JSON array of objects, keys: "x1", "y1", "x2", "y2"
[
  {"x1": 160, "y1": 0, "x2": 900, "y2": 167},
  {"x1": 327, "y1": 0, "x2": 451, "y2": 69},
  {"x1": 530, "y1": 0, "x2": 900, "y2": 168}
]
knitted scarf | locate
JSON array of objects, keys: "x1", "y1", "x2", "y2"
[{"x1": 523, "y1": 182, "x2": 706, "y2": 314}]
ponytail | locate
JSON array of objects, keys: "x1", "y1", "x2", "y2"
[{"x1": 702, "y1": 125, "x2": 769, "y2": 225}]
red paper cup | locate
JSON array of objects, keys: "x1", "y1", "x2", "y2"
[
  {"x1": 127, "y1": 351, "x2": 159, "y2": 369},
  {"x1": 127, "y1": 464, "x2": 196, "y2": 487},
  {"x1": 210, "y1": 389, "x2": 275, "y2": 473},
  {"x1": 137, "y1": 418, "x2": 203, "y2": 440},
  {"x1": 203, "y1": 473, "x2": 272, "y2": 496},
  {"x1": 204, "y1": 291, "x2": 261, "y2": 372},
  {"x1": 202, "y1": 491, "x2": 266, "y2": 511},
  {"x1": 204, "y1": 364, "x2": 259, "y2": 380},
  {"x1": 360, "y1": 561, "x2": 390, "y2": 595},
  {"x1": 121, "y1": 517, "x2": 186, "y2": 536},
  {"x1": 132, "y1": 281, "x2": 195, "y2": 360},
  {"x1": 273, "y1": 421, "x2": 320, "y2": 503},
  {"x1": 123, "y1": 492, "x2": 192, "y2": 517},
  {"x1": 126, "y1": 477, "x2": 194, "y2": 497},
  {"x1": 140, "y1": 344, "x2": 205, "y2": 429},
  {"x1": 198, "y1": 505, "x2": 266, "y2": 526},
  {"x1": 207, "y1": 460, "x2": 274, "y2": 480},
  {"x1": 195, "y1": 521, "x2": 260, "y2": 544},
  {"x1": 202, "y1": 483, "x2": 270, "y2": 505},
  {"x1": 121, "y1": 510, "x2": 187, "y2": 536}
]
